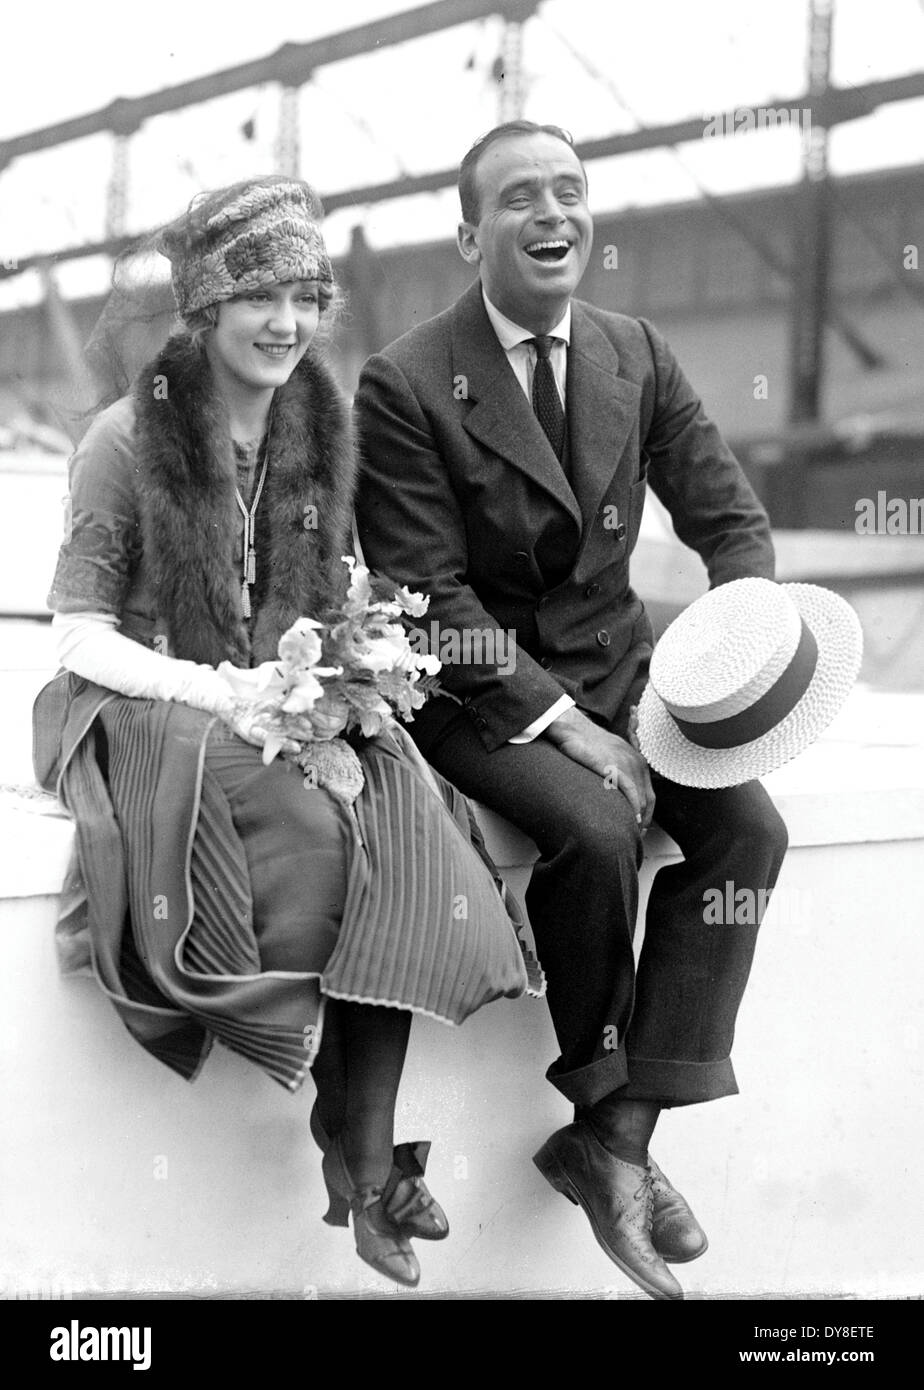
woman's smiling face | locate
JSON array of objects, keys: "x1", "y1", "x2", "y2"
[{"x1": 206, "y1": 280, "x2": 320, "y2": 395}]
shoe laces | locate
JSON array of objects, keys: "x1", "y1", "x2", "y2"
[{"x1": 632, "y1": 1169, "x2": 656, "y2": 1230}]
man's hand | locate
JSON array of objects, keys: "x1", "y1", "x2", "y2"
[{"x1": 545, "y1": 706, "x2": 655, "y2": 828}]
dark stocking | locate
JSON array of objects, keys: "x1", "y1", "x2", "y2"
[
  {"x1": 311, "y1": 998, "x2": 348, "y2": 1138},
  {"x1": 339, "y1": 1002, "x2": 412, "y2": 1189},
  {"x1": 586, "y1": 1096, "x2": 662, "y2": 1168}
]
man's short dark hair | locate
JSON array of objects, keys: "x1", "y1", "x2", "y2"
[{"x1": 458, "y1": 121, "x2": 586, "y2": 225}]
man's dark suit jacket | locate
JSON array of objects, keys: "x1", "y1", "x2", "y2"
[{"x1": 354, "y1": 279, "x2": 774, "y2": 756}]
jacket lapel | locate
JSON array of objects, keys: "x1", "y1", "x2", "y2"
[
  {"x1": 451, "y1": 282, "x2": 582, "y2": 530},
  {"x1": 566, "y1": 302, "x2": 641, "y2": 532}
]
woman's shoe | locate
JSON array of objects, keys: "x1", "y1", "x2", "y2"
[
  {"x1": 321, "y1": 1136, "x2": 420, "y2": 1288},
  {"x1": 311, "y1": 1103, "x2": 449, "y2": 1241},
  {"x1": 383, "y1": 1142, "x2": 449, "y2": 1240}
]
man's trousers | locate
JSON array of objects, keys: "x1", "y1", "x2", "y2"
[{"x1": 423, "y1": 711, "x2": 789, "y2": 1108}]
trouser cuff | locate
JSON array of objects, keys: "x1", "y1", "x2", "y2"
[
  {"x1": 619, "y1": 1054, "x2": 739, "y2": 1106},
  {"x1": 546, "y1": 1044, "x2": 629, "y2": 1107}
]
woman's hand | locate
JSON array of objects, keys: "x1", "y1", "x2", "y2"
[{"x1": 220, "y1": 698, "x2": 300, "y2": 756}]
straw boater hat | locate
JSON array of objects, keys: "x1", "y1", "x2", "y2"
[{"x1": 636, "y1": 577, "x2": 863, "y2": 789}]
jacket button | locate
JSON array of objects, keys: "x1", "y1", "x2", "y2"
[
  {"x1": 513, "y1": 551, "x2": 530, "y2": 564},
  {"x1": 596, "y1": 630, "x2": 611, "y2": 647},
  {"x1": 539, "y1": 656, "x2": 553, "y2": 670},
  {"x1": 475, "y1": 716, "x2": 488, "y2": 730},
  {"x1": 615, "y1": 522, "x2": 627, "y2": 540},
  {"x1": 584, "y1": 583, "x2": 600, "y2": 597},
  {"x1": 537, "y1": 595, "x2": 549, "y2": 609}
]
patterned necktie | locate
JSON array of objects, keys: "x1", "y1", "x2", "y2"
[{"x1": 529, "y1": 335, "x2": 566, "y2": 461}]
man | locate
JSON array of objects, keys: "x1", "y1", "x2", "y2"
[{"x1": 353, "y1": 121, "x2": 788, "y2": 1300}]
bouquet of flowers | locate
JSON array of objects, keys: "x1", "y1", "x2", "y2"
[{"x1": 217, "y1": 557, "x2": 441, "y2": 807}]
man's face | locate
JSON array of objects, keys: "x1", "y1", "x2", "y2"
[{"x1": 458, "y1": 132, "x2": 593, "y2": 331}]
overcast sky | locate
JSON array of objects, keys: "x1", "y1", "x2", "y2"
[{"x1": 2, "y1": 0, "x2": 923, "y2": 308}]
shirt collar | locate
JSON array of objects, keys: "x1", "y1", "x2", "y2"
[{"x1": 482, "y1": 288, "x2": 571, "y2": 351}]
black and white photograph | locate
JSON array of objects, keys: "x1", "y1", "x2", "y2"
[{"x1": 1, "y1": 0, "x2": 922, "y2": 1335}]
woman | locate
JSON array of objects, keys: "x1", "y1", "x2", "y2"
[{"x1": 34, "y1": 176, "x2": 536, "y2": 1291}]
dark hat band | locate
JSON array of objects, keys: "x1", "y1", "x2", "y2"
[{"x1": 670, "y1": 619, "x2": 819, "y2": 750}]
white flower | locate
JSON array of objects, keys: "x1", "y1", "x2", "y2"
[
  {"x1": 217, "y1": 659, "x2": 285, "y2": 698},
  {"x1": 342, "y1": 555, "x2": 373, "y2": 613},
  {"x1": 278, "y1": 618, "x2": 325, "y2": 672},
  {"x1": 372, "y1": 628, "x2": 441, "y2": 678},
  {"x1": 395, "y1": 584, "x2": 430, "y2": 618},
  {"x1": 355, "y1": 625, "x2": 415, "y2": 674},
  {"x1": 261, "y1": 734, "x2": 287, "y2": 766},
  {"x1": 411, "y1": 652, "x2": 442, "y2": 676},
  {"x1": 280, "y1": 666, "x2": 343, "y2": 714},
  {"x1": 358, "y1": 696, "x2": 393, "y2": 737}
]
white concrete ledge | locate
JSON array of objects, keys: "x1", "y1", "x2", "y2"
[
  {"x1": 0, "y1": 790, "x2": 75, "y2": 899},
  {"x1": 6, "y1": 690, "x2": 923, "y2": 899},
  {"x1": 2, "y1": 689, "x2": 923, "y2": 1298}
]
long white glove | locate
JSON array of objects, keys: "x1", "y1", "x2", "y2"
[
  {"x1": 52, "y1": 612, "x2": 299, "y2": 755},
  {"x1": 52, "y1": 611, "x2": 235, "y2": 714}
]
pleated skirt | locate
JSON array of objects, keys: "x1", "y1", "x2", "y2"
[{"x1": 88, "y1": 698, "x2": 530, "y2": 1091}]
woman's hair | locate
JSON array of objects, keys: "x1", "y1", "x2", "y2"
[{"x1": 182, "y1": 302, "x2": 220, "y2": 353}]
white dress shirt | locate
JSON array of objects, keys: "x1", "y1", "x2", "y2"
[
  {"x1": 482, "y1": 290, "x2": 577, "y2": 744},
  {"x1": 482, "y1": 292, "x2": 571, "y2": 407}
]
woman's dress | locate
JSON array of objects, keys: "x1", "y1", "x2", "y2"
[{"x1": 35, "y1": 386, "x2": 533, "y2": 1093}]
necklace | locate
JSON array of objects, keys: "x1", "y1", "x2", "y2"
[{"x1": 233, "y1": 421, "x2": 272, "y2": 620}]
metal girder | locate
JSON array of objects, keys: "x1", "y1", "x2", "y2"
[
  {"x1": 496, "y1": 16, "x2": 527, "y2": 121},
  {"x1": 0, "y1": 1, "x2": 535, "y2": 165},
  {"x1": 789, "y1": 0, "x2": 836, "y2": 423},
  {"x1": 275, "y1": 86, "x2": 302, "y2": 179},
  {"x1": 1, "y1": 65, "x2": 922, "y2": 283},
  {"x1": 2, "y1": 55, "x2": 919, "y2": 178}
]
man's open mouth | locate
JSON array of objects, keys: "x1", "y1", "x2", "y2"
[{"x1": 524, "y1": 239, "x2": 571, "y2": 263}]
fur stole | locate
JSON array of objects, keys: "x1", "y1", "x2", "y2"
[{"x1": 133, "y1": 335, "x2": 356, "y2": 666}]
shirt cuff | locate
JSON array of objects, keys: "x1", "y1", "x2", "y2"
[{"x1": 508, "y1": 694, "x2": 576, "y2": 744}]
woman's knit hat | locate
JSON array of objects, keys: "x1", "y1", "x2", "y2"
[{"x1": 159, "y1": 176, "x2": 333, "y2": 318}]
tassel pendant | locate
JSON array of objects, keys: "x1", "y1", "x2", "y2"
[{"x1": 234, "y1": 422, "x2": 271, "y2": 625}]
